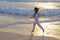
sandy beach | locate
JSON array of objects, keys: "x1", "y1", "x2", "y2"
[{"x1": 0, "y1": 22, "x2": 60, "y2": 40}]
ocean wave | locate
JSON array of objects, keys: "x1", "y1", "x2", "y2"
[
  {"x1": 0, "y1": 8, "x2": 60, "y2": 16},
  {"x1": 0, "y1": 1, "x2": 60, "y2": 16}
]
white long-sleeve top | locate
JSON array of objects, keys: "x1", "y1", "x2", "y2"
[{"x1": 34, "y1": 13, "x2": 39, "y2": 22}]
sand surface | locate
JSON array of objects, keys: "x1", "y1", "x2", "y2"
[{"x1": 0, "y1": 22, "x2": 60, "y2": 40}]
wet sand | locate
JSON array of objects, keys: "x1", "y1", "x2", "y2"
[
  {"x1": 0, "y1": 31, "x2": 60, "y2": 40},
  {"x1": 0, "y1": 22, "x2": 60, "y2": 40}
]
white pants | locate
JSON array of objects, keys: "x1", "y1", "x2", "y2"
[{"x1": 32, "y1": 21, "x2": 44, "y2": 32}]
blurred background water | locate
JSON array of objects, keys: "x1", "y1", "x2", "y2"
[{"x1": 0, "y1": 2, "x2": 60, "y2": 26}]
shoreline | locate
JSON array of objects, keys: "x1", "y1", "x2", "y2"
[{"x1": 0, "y1": 22, "x2": 60, "y2": 40}]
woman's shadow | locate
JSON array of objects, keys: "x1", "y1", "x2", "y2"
[
  {"x1": 30, "y1": 32, "x2": 44, "y2": 40},
  {"x1": 30, "y1": 32, "x2": 33, "y2": 40},
  {"x1": 29, "y1": 32, "x2": 60, "y2": 40}
]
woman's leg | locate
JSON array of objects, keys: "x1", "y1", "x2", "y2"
[
  {"x1": 32, "y1": 22, "x2": 36, "y2": 32},
  {"x1": 37, "y1": 22, "x2": 44, "y2": 32}
]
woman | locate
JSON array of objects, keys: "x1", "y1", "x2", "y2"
[{"x1": 30, "y1": 7, "x2": 44, "y2": 32}]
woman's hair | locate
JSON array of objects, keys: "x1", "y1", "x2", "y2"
[{"x1": 34, "y1": 7, "x2": 39, "y2": 13}]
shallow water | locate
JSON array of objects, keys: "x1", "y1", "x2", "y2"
[{"x1": 0, "y1": 13, "x2": 60, "y2": 27}]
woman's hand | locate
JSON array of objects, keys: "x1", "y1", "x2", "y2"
[
  {"x1": 30, "y1": 14, "x2": 35, "y2": 18},
  {"x1": 30, "y1": 16, "x2": 34, "y2": 18}
]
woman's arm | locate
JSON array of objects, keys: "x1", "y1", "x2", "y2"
[{"x1": 30, "y1": 14, "x2": 35, "y2": 18}]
